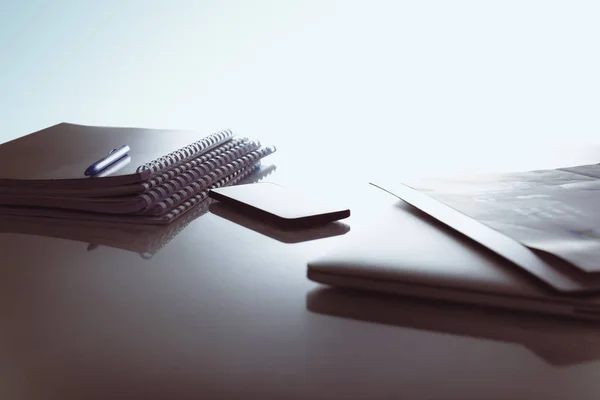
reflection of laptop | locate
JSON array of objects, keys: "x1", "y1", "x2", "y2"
[
  {"x1": 307, "y1": 202, "x2": 600, "y2": 321},
  {"x1": 306, "y1": 288, "x2": 600, "y2": 366}
]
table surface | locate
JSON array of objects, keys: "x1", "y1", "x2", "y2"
[{"x1": 3, "y1": 146, "x2": 600, "y2": 400}]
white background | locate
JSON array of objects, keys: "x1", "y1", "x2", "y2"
[{"x1": 1, "y1": 1, "x2": 599, "y2": 174}]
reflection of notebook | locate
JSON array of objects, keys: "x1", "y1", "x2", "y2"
[
  {"x1": 0, "y1": 123, "x2": 276, "y2": 215},
  {"x1": 0, "y1": 198, "x2": 212, "y2": 258}
]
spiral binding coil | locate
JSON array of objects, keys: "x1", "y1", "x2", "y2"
[
  {"x1": 139, "y1": 140, "x2": 261, "y2": 210},
  {"x1": 145, "y1": 146, "x2": 276, "y2": 216},
  {"x1": 140, "y1": 138, "x2": 248, "y2": 191},
  {"x1": 158, "y1": 162, "x2": 260, "y2": 223},
  {"x1": 136, "y1": 129, "x2": 234, "y2": 175}
]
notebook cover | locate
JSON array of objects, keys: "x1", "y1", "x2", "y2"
[{"x1": 0, "y1": 123, "x2": 231, "y2": 189}]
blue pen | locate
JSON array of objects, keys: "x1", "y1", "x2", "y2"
[{"x1": 84, "y1": 145, "x2": 131, "y2": 176}]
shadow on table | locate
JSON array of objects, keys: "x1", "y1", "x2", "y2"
[
  {"x1": 209, "y1": 202, "x2": 350, "y2": 243},
  {"x1": 306, "y1": 286, "x2": 600, "y2": 367}
]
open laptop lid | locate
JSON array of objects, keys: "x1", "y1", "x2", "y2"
[{"x1": 367, "y1": 182, "x2": 600, "y2": 294}]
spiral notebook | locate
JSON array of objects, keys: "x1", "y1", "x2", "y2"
[
  {"x1": 0, "y1": 171, "x2": 276, "y2": 266},
  {"x1": 0, "y1": 123, "x2": 276, "y2": 215},
  {"x1": 0, "y1": 163, "x2": 277, "y2": 225},
  {"x1": 0, "y1": 164, "x2": 278, "y2": 252}
]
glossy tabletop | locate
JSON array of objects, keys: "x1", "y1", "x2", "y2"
[{"x1": 3, "y1": 144, "x2": 600, "y2": 400}]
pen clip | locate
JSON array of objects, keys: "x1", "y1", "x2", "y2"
[{"x1": 84, "y1": 145, "x2": 131, "y2": 177}]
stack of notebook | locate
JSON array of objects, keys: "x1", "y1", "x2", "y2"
[
  {"x1": 0, "y1": 123, "x2": 276, "y2": 224},
  {"x1": 0, "y1": 165, "x2": 277, "y2": 257}
]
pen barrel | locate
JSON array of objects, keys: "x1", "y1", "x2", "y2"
[{"x1": 85, "y1": 146, "x2": 130, "y2": 176}]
